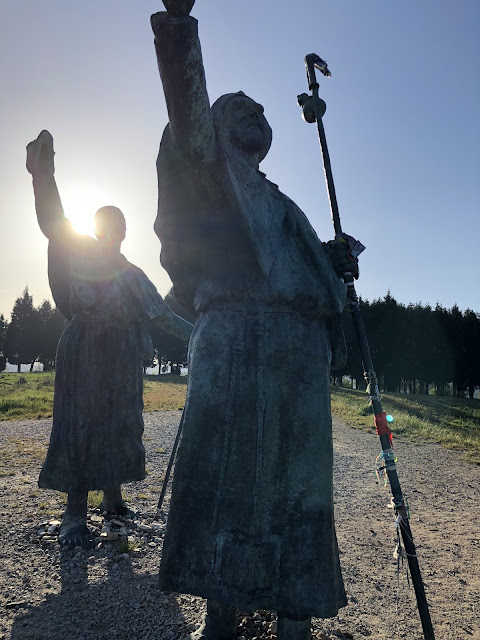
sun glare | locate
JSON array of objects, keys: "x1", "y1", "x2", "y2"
[{"x1": 61, "y1": 187, "x2": 116, "y2": 237}]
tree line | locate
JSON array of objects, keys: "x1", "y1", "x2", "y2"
[
  {"x1": 0, "y1": 287, "x2": 193, "y2": 374},
  {"x1": 337, "y1": 292, "x2": 480, "y2": 398},
  {"x1": 0, "y1": 288, "x2": 66, "y2": 372},
  {"x1": 1, "y1": 288, "x2": 479, "y2": 397}
]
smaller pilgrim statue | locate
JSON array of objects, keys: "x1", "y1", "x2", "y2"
[{"x1": 26, "y1": 130, "x2": 193, "y2": 550}]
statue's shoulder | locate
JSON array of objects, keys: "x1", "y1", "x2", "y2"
[
  {"x1": 122, "y1": 260, "x2": 159, "y2": 294},
  {"x1": 69, "y1": 233, "x2": 100, "y2": 262}
]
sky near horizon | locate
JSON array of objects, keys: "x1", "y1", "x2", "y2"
[{"x1": 0, "y1": 0, "x2": 479, "y2": 320}]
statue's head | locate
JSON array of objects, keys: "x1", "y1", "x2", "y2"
[
  {"x1": 94, "y1": 206, "x2": 126, "y2": 245},
  {"x1": 211, "y1": 92, "x2": 272, "y2": 163}
]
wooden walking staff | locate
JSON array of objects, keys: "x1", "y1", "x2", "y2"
[
  {"x1": 157, "y1": 413, "x2": 184, "y2": 512},
  {"x1": 298, "y1": 53, "x2": 436, "y2": 640}
]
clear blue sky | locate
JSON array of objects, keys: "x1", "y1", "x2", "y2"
[{"x1": 1, "y1": 0, "x2": 479, "y2": 319}]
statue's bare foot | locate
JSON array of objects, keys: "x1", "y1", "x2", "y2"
[
  {"x1": 277, "y1": 616, "x2": 312, "y2": 640},
  {"x1": 99, "y1": 485, "x2": 136, "y2": 519},
  {"x1": 189, "y1": 621, "x2": 209, "y2": 640},
  {"x1": 100, "y1": 502, "x2": 137, "y2": 519},
  {"x1": 58, "y1": 517, "x2": 95, "y2": 551},
  {"x1": 98, "y1": 497, "x2": 137, "y2": 519},
  {"x1": 189, "y1": 602, "x2": 237, "y2": 640}
]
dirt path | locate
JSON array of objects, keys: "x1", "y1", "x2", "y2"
[{"x1": 0, "y1": 412, "x2": 478, "y2": 640}]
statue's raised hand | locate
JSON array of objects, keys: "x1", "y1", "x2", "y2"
[
  {"x1": 26, "y1": 130, "x2": 55, "y2": 177},
  {"x1": 162, "y1": 0, "x2": 195, "y2": 17}
]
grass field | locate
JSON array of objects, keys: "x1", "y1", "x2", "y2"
[
  {"x1": 0, "y1": 372, "x2": 188, "y2": 420},
  {"x1": 1, "y1": 372, "x2": 478, "y2": 463},
  {"x1": 0, "y1": 372, "x2": 55, "y2": 421},
  {"x1": 331, "y1": 386, "x2": 480, "y2": 464},
  {"x1": 143, "y1": 374, "x2": 187, "y2": 411}
]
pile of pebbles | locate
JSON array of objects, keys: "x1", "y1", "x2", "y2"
[
  {"x1": 235, "y1": 611, "x2": 353, "y2": 640},
  {"x1": 237, "y1": 610, "x2": 278, "y2": 640},
  {"x1": 33, "y1": 507, "x2": 166, "y2": 551}
]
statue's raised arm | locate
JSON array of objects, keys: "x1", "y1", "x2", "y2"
[
  {"x1": 151, "y1": 0, "x2": 216, "y2": 164},
  {"x1": 26, "y1": 130, "x2": 77, "y2": 317},
  {"x1": 26, "y1": 130, "x2": 72, "y2": 240}
]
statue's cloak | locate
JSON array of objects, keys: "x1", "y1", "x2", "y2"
[
  {"x1": 155, "y1": 124, "x2": 348, "y2": 618},
  {"x1": 39, "y1": 237, "x2": 166, "y2": 492}
]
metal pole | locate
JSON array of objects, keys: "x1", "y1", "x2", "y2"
[
  {"x1": 299, "y1": 53, "x2": 435, "y2": 640},
  {"x1": 316, "y1": 117, "x2": 342, "y2": 236}
]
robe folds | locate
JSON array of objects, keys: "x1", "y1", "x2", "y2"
[{"x1": 39, "y1": 236, "x2": 168, "y2": 493}]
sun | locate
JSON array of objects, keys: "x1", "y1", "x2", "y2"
[{"x1": 61, "y1": 186, "x2": 116, "y2": 237}]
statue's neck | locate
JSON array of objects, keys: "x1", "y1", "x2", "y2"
[
  {"x1": 229, "y1": 147, "x2": 260, "y2": 170},
  {"x1": 98, "y1": 242, "x2": 122, "y2": 262}
]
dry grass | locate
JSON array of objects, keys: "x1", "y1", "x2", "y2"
[
  {"x1": 2, "y1": 372, "x2": 478, "y2": 464},
  {"x1": 0, "y1": 372, "x2": 187, "y2": 419},
  {"x1": 0, "y1": 373, "x2": 54, "y2": 420},
  {"x1": 330, "y1": 386, "x2": 480, "y2": 464},
  {"x1": 0, "y1": 436, "x2": 48, "y2": 474},
  {"x1": 150, "y1": 486, "x2": 162, "y2": 493},
  {"x1": 118, "y1": 539, "x2": 142, "y2": 553},
  {"x1": 143, "y1": 374, "x2": 187, "y2": 411},
  {"x1": 87, "y1": 490, "x2": 103, "y2": 508}
]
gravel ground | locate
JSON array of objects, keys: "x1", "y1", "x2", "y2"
[{"x1": 0, "y1": 410, "x2": 478, "y2": 640}]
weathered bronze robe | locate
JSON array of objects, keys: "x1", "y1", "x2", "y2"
[
  {"x1": 153, "y1": 12, "x2": 348, "y2": 619},
  {"x1": 39, "y1": 233, "x2": 169, "y2": 492}
]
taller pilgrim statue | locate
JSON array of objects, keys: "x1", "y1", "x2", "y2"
[{"x1": 152, "y1": 2, "x2": 358, "y2": 639}]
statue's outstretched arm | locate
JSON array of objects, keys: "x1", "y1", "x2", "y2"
[
  {"x1": 26, "y1": 130, "x2": 72, "y2": 240},
  {"x1": 152, "y1": 301, "x2": 194, "y2": 342},
  {"x1": 151, "y1": 2, "x2": 216, "y2": 164}
]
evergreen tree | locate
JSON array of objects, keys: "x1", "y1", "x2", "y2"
[
  {"x1": 339, "y1": 294, "x2": 473, "y2": 397},
  {"x1": 37, "y1": 300, "x2": 66, "y2": 370},
  {"x1": 430, "y1": 304, "x2": 454, "y2": 395},
  {"x1": 338, "y1": 300, "x2": 367, "y2": 389},
  {"x1": 4, "y1": 287, "x2": 42, "y2": 371},
  {"x1": 0, "y1": 313, "x2": 8, "y2": 372},
  {"x1": 367, "y1": 292, "x2": 403, "y2": 392},
  {"x1": 445, "y1": 305, "x2": 465, "y2": 396},
  {"x1": 462, "y1": 309, "x2": 480, "y2": 398}
]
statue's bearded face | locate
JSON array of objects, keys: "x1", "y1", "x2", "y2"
[{"x1": 224, "y1": 97, "x2": 272, "y2": 159}]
